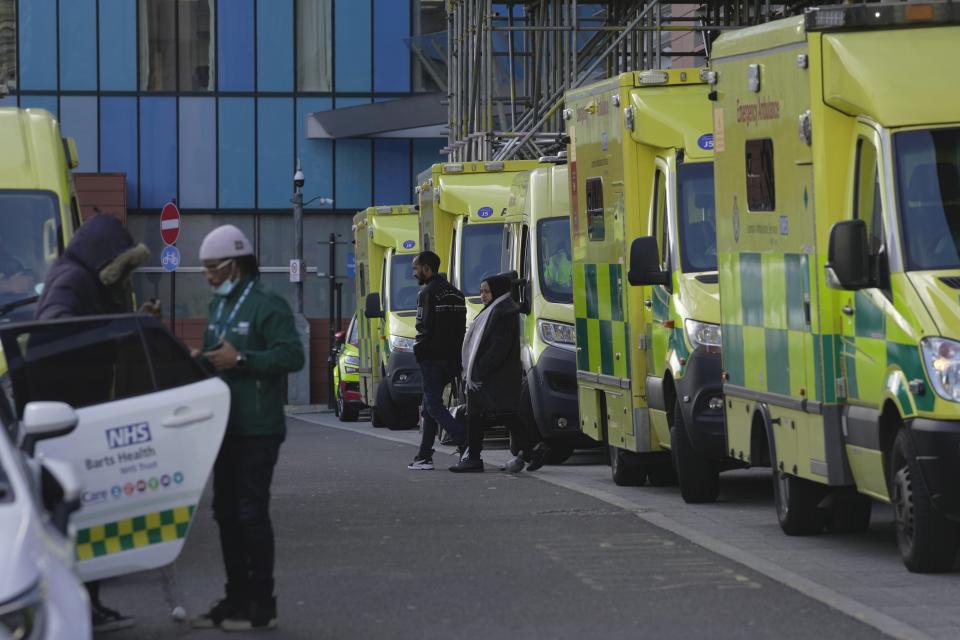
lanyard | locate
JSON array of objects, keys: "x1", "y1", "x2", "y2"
[{"x1": 211, "y1": 280, "x2": 255, "y2": 341}]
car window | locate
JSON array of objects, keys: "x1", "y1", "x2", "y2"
[{"x1": 0, "y1": 316, "x2": 207, "y2": 418}]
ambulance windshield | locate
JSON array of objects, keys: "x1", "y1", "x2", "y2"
[
  {"x1": 676, "y1": 162, "x2": 717, "y2": 273},
  {"x1": 538, "y1": 217, "x2": 573, "y2": 303},
  {"x1": 459, "y1": 223, "x2": 504, "y2": 296},
  {"x1": 0, "y1": 190, "x2": 60, "y2": 307},
  {"x1": 389, "y1": 254, "x2": 419, "y2": 311},
  {"x1": 894, "y1": 128, "x2": 960, "y2": 271}
]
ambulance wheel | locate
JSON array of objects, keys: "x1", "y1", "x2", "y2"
[
  {"x1": 372, "y1": 380, "x2": 396, "y2": 429},
  {"x1": 671, "y1": 400, "x2": 719, "y2": 503},
  {"x1": 645, "y1": 463, "x2": 678, "y2": 487},
  {"x1": 337, "y1": 394, "x2": 358, "y2": 422},
  {"x1": 610, "y1": 446, "x2": 645, "y2": 486},
  {"x1": 891, "y1": 429, "x2": 959, "y2": 572},
  {"x1": 825, "y1": 494, "x2": 871, "y2": 534},
  {"x1": 773, "y1": 468, "x2": 827, "y2": 535}
]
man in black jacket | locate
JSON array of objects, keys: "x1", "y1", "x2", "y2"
[{"x1": 408, "y1": 251, "x2": 467, "y2": 470}]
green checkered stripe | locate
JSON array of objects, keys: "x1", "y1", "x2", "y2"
[
  {"x1": 720, "y1": 251, "x2": 930, "y2": 412},
  {"x1": 841, "y1": 289, "x2": 932, "y2": 413},
  {"x1": 76, "y1": 505, "x2": 196, "y2": 561},
  {"x1": 574, "y1": 263, "x2": 630, "y2": 379},
  {"x1": 648, "y1": 282, "x2": 690, "y2": 375}
]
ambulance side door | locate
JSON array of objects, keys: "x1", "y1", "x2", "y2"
[{"x1": 1, "y1": 315, "x2": 229, "y2": 582}]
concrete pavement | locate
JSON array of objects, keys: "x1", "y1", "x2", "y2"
[{"x1": 97, "y1": 414, "x2": 884, "y2": 639}]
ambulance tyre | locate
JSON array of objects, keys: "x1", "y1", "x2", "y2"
[
  {"x1": 337, "y1": 393, "x2": 358, "y2": 422},
  {"x1": 373, "y1": 380, "x2": 398, "y2": 429},
  {"x1": 891, "y1": 429, "x2": 959, "y2": 573},
  {"x1": 671, "y1": 400, "x2": 719, "y2": 503},
  {"x1": 610, "y1": 446, "x2": 646, "y2": 486},
  {"x1": 772, "y1": 467, "x2": 827, "y2": 536}
]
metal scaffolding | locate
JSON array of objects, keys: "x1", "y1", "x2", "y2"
[{"x1": 444, "y1": 0, "x2": 822, "y2": 161}]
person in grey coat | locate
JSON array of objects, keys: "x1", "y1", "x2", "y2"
[{"x1": 449, "y1": 273, "x2": 548, "y2": 473}]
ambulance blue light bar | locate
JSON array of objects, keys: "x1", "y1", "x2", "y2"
[{"x1": 805, "y1": 2, "x2": 960, "y2": 31}]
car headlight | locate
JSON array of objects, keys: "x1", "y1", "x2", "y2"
[
  {"x1": 0, "y1": 581, "x2": 45, "y2": 640},
  {"x1": 344, "y1": 355, "x2": 360, "y2": 367},
  {"x1": 921, "y1": 337, "x2": 960, "y2": 402},
  {"x1": 539, "y1": 320, "x2": 576, "y2": 350},
  {"x1": 388, "y1": 335, "x2": 416, "y2": 353},
  {"x1": 684, "y1": 319, "x2": 721, "y2": 354}
]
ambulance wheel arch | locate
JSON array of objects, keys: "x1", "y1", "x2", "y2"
[{"x1": 1, "y1": 315, "x2": 229, "y2": 582}]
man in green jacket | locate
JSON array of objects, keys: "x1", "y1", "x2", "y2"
[{"x1": 191, "y1": 225, "x2": 305, "y2": 632}]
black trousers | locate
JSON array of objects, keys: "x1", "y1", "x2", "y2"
[
  {"x1": 467, "y1": 410, "x2": 540, "y2": 460},
  {"x1": 212, "y1": 434, "x2": 283, "y2": 604}
]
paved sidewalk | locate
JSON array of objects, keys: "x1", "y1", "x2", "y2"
[{"x1": 300, "y1": 410, "x2": 960, "y2": 640}]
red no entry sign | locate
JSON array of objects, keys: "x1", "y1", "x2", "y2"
[{"x1": 160, "y1": 202, "x2": 181, "y2": 245}]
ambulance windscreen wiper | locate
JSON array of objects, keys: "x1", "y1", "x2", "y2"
[{"x1": 0, "y1": 295, "x2": 39, "y2": 318}]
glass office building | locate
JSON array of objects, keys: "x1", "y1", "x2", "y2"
[{"x1": 0, "y1": 0, "x2": 447, "y2": 320}]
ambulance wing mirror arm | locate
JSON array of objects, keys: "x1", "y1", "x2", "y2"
[
  {"x1": 365, "y1": 293, "x2": 384, "y2": 319},
  {"x1": 20, "y1": 402, "x2": 79, "y2": 456},
  {"x1": 39, "y1": 457, "x2": 82, "y2": 535},
  {"x1": 826, "y1": 220, "x2": 872, "y2": 290},
  {"x1": 628, "y1": 236, "x2": 671, "y2": 287}
]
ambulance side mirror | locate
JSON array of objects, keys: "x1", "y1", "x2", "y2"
[
  {"x1": 628, "y1": 236, "x2": 670, "y2": 287},
  {"x1": 39, "y1": 457, "x2": 83, "y2": 535},
  {"x1": 826, "y1": 220, "x2": 872, "y2": 290},
  {"x1": 20, "y1": 402, "x2": 79, "y2": 456},
  {"x1": 364, "y1": 293, "x2": 384, "y2": 319},
  {"x1": 334, "y1": 330, "x2": 346, "y2": 345}
]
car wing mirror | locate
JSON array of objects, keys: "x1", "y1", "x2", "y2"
[
  {"x1": 826, "y1": 220, "x2": 872, "y2": 290},
  {"x1": 627, "y1": 236, "x2": 671, "y2": 287},
  {"x1": 20, "y1": 402, "x2": 79, "y2": 456},
  {"x1": 365, "y1": 293, "x2": 384, "y2": 319},
  {"x1": 335, "y1": 330, "x2": 346, "y2": 345}
]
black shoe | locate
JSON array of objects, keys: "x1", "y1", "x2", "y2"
[
  {"x1": 221, "y1": 598, "x2": 278, "y2": 632},
  {"x1": 448, "y1": 457, "x2": 484, "y2": 473},
  {"x1": 525, "y1": 443, "x2": 549, "y2": 472},
  {"x1": 191, "y1": 597, "x2": 243, "y2": 629},
  {"x1": 92, "y1": 604, "x2": 136, "y2": 633}
]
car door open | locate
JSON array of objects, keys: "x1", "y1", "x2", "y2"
[{"x1": 0, "y1": 314, "x2": 229, "y2": 582}]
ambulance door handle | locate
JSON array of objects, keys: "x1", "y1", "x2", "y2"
[
  {"x1": 644, "y1": 299, "x2": 653, "y2": 308},
  {"x1": 162, "y1": 408, "x2": 214, "y2": 428},
  {"x1": 842, "y1": 305, "x2": 854, "y2": 316}
]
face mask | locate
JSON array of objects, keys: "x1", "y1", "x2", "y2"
[{"x1": 213, "y1": 278, "x2": 237, "y2": 297}]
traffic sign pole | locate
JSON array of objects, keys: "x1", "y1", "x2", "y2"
[{"x1": 160, "y1": 202, "x2": 182, "y2": 336}]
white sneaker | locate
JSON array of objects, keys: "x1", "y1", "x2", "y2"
[{"x1": 408, "y1": 457, "x2": 434, "y2": 470}]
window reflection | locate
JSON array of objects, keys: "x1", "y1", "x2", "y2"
[
  {"x1": 139, "y1": 0, "x2": 214, "y2": 91},
  {"x1": 297, "y1": 0, "x2": 332, "y2": 91},
  {"x1": 0, "y1": 0, "x2": 14, "y2": 91}
]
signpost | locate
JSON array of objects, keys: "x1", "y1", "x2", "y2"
[{"x1": 161, "y1": 202, "x2": 181, "y2": 334}]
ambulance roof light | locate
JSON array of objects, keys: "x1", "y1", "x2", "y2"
[
  {"x1": 443, "y1": 163, "x2": 464, "y2": 173},
  {"x1": 804, "y1": 2, "x2": 960, "y2": 31},
  {"x1": 638, "y1": 70, "x2": 669, "y2": 85},
  {"x1": 376, "y1": 206, "x2": 393, "y2": 214}
]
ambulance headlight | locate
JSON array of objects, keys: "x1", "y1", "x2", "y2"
[
  {"x1": 539, "y1": 320, "x2": 576, "y2": 350},
  {"x1": 685, "y1": 320, "x2": 721, "y2": 354},
  {"x1": 343, "y1": 355, "x2": 360, "y2": 373},
  {"x1": 388, "y1": 335, "x2": 415, "y2": 353},
  {"x1": 921, "y1": 337, "x2": 960, "y2": 402}
]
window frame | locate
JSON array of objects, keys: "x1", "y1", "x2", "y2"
[
  {"x1": 745, "y1": 138, "x2": 776, "y2": 212},
  {"x1": 585, "y1": 177, "x2": 605, "y2": 242}
]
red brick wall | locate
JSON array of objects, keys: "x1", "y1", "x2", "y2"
[
  {"x1": 172, "y1": 317, "x2": 348, "y2": 403},
  {"x1": 74, "y1": 173, "x2": 128, "y2": 224}
]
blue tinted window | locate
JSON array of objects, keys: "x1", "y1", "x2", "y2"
[
  {"x1": 18, "y1": 0, "x2": 56, "y2": 90},
  {"x1": 335, "y1": 140, "x2": 372, "y2": 209},
  {"x1": 100, "y1": 97, "x2": 139, "y2": 208},
  {"x1": 140, "y1": 98, "x2": 178, "y2": 209},
  {"x1": 412, "y1": 138, "x2": 446, "y2": 198},
  {"x1": 218, "y1": 0, "x2": 254, "y2": 91},
  {"x1": 257, "y1": 0, "x2": 293, "y2": 91},
  {"x1": 99, "y1": 0, "x2": 137, "y2": 90},
  {"x1": 334, "y1": 0, "x2": 371, "y2": 92},
  {"x1": 60, "y1": 97, "x2": 98, "y2": 173},
  {"x1": 374, "y1": 139, "x2": 410, "y2": 205},
  {"x1": 60, "y1": 0, "x2": 97, "y2": 90},
  {"x1": 296, "y1": 98, "x2": 333, "y2": 210},
  {"x1": 373, "y1": 0, "x2": 409, "y2": 92},
  {"x1": 19, "y1": 95, "x2": 58, "y2": 119},
  {"x1": 219, "y1": 98, "x2": 255, "y2": 208},
  {"x1": 257, "y1": 98, "x2": 294, "y2": 208},
  {"x1": 178, "y1": 98, "x2": 216, "y2": 209}
]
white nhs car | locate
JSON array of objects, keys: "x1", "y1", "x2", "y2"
[
  {"x1": 0, "y1": 401, "x2": 89, "y2": 640},
  {"x1": 0, "y1": 314, "x2": 230, "y2": 638}
]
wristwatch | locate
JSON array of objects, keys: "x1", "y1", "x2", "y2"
[{"x1": 236, "y1": 352, "x2": 248, "y2": 368}]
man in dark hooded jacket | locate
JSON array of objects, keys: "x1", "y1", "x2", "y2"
[
  {"x1": 450, "y1": 273, "x2": 548, "y2": 473},
  {"x1": 35, "y1": 213, "x2": 150, "y2": 633}
]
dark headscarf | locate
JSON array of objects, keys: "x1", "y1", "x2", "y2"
[{"x1": 482, "y1": 273, "x2": 512, "y2": 307}]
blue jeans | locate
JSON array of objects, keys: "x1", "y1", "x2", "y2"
[{"x1": 417, "y1": 360, "x2": 466, "y2": 459}]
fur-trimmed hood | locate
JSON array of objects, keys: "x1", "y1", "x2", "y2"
[{"x1": 66, "y1": 214, "x2": 149, "y2": 284}]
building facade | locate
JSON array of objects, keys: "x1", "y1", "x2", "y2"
[{"x1": 0, "y1": 0, "x2": 446, "y2": 330}]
